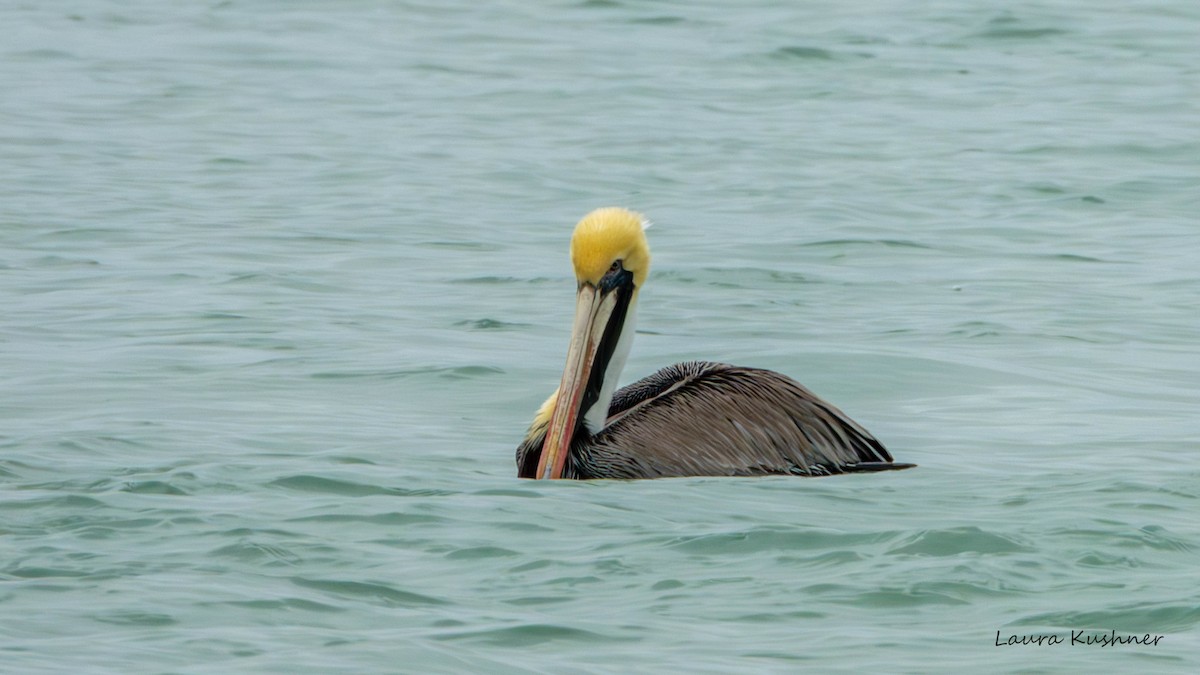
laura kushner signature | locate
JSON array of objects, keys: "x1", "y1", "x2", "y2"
[{"x1": 995, "y1": 630, "x2": 1165, "y2": 647}]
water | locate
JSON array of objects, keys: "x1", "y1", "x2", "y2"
[{"x1": 3, "y1": 1, "x2": 1198, "y2": 672}]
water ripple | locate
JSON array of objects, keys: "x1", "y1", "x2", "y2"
[
  {"x1": 886, "y1": 527, "x2": 1032, "y2": 557},
  {"x1": 290, "y1": 577, "x2": 448, "y2": 607},
  {"x1": 432, "y1": 623, "x2": 637, "y2": 647},
  {"x1": 1015, "y1": 603, "x2": 1200, "y2": 633},
  {"x1": 269, "y1": 475, "x2": 454, "y2": 497},
  {"x1": 669, "y1": 527, "x2": 896, "y2": 554}
]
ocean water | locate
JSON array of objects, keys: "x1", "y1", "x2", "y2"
[{"x1": 3, "y1": 0, "x2": 1198, "y2": 672}]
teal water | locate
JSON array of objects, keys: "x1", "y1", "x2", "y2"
[{"x1": 3, "y1": 1, "x2": 1199, "y2": 672}]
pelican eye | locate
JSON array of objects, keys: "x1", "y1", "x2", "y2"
[{"x1": 609, "y1": 260, "x2": 622, "y2": 272}]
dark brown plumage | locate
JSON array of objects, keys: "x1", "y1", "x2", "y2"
[{"x1": 517, "y1": 361, "x2": 912, "y2": 479}]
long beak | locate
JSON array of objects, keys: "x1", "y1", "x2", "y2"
[{"x1": 536, "y1": 283, "x2": 618, "y2": 479}]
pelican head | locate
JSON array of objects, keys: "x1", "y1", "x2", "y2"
[{"x1": 528, "y1": 207, "x2": 651, "y2": 479}]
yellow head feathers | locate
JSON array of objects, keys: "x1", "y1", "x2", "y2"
[{"x1": 570, "y1": 207, "x2": 651, "y2": 288}]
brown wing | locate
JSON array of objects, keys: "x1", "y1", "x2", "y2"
[{"x1": 576, "y1": 361, "x2": 905, "y2": 479}]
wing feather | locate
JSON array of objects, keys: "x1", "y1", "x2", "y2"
[{"x1": 579, "y1": 361, "x2": 896, "y2": 478}]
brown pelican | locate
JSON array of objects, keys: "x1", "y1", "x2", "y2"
[{"x1": 516, "y1": 207, "x2": 914, "y2": 479}]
